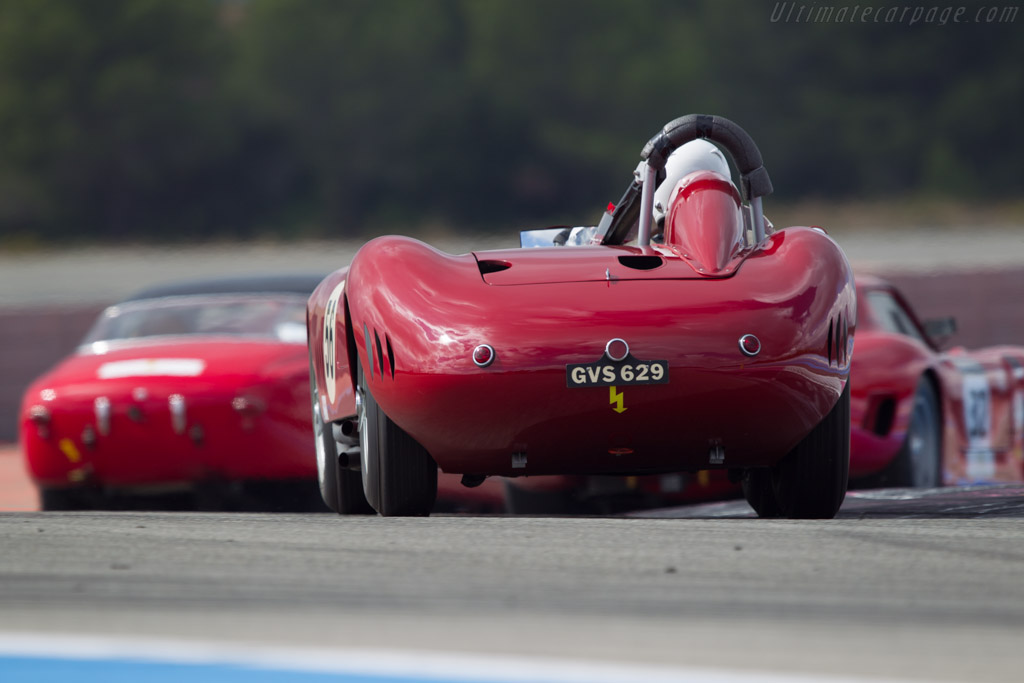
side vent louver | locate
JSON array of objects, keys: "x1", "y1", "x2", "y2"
[
  {"x1": 385, "y1": 335, "x2": 395, "y2": 379},
  {"x1": 365, "y1": 324, "x2": 396, "y2": 380},
  {"x1": 827, "y1": 318, "x2": 833, "y2": 365},
  {"x1": 374, "y1": 329, "x2": 385, "y2": 378}
]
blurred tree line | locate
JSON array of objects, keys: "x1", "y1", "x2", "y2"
[{"x1": 0, "y1": 0, "x2": 1020, "y2": 242}]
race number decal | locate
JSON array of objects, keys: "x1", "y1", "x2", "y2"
[
  {"x1": 962, "y1": 373, "x2": 994, "y2": 480},
  {"x1": 322, "y1": 280, "x2": 346, "y2": 404}
]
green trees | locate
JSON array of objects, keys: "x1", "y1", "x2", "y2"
[
  {"x1": 0, "y1": 0, "x2": 1019, "y2": 241},
  {"x1": 0, "y1": 0, "x2": 243, "y2": 238}
]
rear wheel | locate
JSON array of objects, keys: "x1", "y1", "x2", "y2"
[
  {"x1": 741, "y1": 468, "x2": 781, "y2": 518},
  {"x1": 358, "y1": 364, "x2": 437, "y2": 516},
  {"x1": 311, "y1": 355, "x2": 369, "y2": 514},
  {"x1": 772, "y1": 382, "x2": 850, "y2": 519}
]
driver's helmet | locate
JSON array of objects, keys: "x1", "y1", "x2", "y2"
[{"x1": 652, "y1": 139, "x2": 732, "y2": 225}]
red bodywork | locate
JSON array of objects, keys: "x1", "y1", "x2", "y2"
[
  {"x1": 850, "y1": 276, "x2": 1024, "y2": 484},
  {"x1": 309, "y1": 172, "x2": 856, "y2": 485},
  {"x1": 20, "y1": 337, "x2": 312, "y2": 492},
  {"x1": 509, "y1": 275, "x2": 1024, "y2": 510},
  {"x1": 21, "y1": 298, "x2": 505, "y2": 511}
]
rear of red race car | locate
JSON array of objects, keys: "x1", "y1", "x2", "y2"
[
  {"x1": 312, "y1": 114, "x2": 857, "y2": 519},
  {"x1": 21, "y1": 339, "x2": 312, "y2": 509},
  {"x1": 346, "y1": 229, "x2": 853, "y2": 479}
]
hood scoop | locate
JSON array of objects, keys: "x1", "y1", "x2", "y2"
[{"x1": 617, "y1": 255, "x2": 663, "y2": 271}]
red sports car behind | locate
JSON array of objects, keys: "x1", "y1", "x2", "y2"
[
  {"x1": 20, "y1": 276, "x2": 324, "y2": 510},
  {"x1": 850, "y1": 275, "x2": 1024, "y2": 487}
]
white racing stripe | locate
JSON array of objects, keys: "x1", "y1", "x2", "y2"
[
  {"x1": 0, "y1": 632, "x2": 928, "y2": 683},
  {"x1": 97, "y1": 358, "x2": 205, "y2": 379}
]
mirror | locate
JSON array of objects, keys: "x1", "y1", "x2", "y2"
[{"x1": 923, "y1": 316, "x2": 957, "y2": 349}]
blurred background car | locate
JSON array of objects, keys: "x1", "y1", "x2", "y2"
[
  {"x1": 19, "y1": 276, "x2": 326, "y2": 510},
  {"x1": 850, "y1": 276, "x2": 1024, "y2": 488}
]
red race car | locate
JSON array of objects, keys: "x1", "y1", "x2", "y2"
[
  {"x1": 21, "y1": 276, "x2": 325, "y2": 510},
  {"x1": 309, "y1": 114, "x2": 856, "y2": 519},
  {"x1": 850, "y1": 275, "x2": 1024, "y2": 487}
]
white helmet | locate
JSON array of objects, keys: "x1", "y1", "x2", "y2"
[{"x1": 652, "y1": 139, "x2": 732, "y2": 224}]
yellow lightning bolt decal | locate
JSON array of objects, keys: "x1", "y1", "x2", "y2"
[
  {"x1": 58, "y1": 438, "x2": 81, "y2": 463},
  {"x1": 610, "y1": 386, "x2": 626, "y2": 413}
]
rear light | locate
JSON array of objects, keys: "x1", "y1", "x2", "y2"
[
  {"x1": 232, "y1": 396, "x2": 265, "y2": 416},
  {"x1": 472, "y1": 344, "x2": 496, "y2": 368},
  {"x1": 738, "y1": 334, "x2": 761, "y2": 357},
  {"x1": 29, "y1": 405, "x2": 50, "y2": 423},
  {"x1": 605, "y1": 338, "x2": 630, "y2": 362}
]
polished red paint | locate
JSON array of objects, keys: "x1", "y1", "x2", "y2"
[
  {"x1": 311, "y1": 216, "x2": 855, "y2": 479},
  {"x1": 20, "y1": 338, "x2": 312, "y2": 490},
  {"x1": 518, "y1": 275, "x2": 1024, "y2": 509}
]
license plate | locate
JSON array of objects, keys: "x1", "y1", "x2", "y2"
[{"x1": 566, "y1": 359, "x2": 669, "y2": 387}]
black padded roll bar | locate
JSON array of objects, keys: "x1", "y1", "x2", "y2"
[{"x1": 640, "y1": 114, "x2": 773, "y2": 201}]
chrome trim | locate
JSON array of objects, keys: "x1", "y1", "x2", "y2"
[
  {"x1": 637, "y1": 162, "x2": 658, "y2": 246},
  {"x1": 751, "y1": 196, "x2": 766, "y2": 244},
  {"x1": 94, "y1": 396, "x2": 111, "y2": 436},
  {"x1": 168, "y1": 394, "x2": 186, "y2": 435},
  {"x1": 738, "y1": 334, "x2": 761, "y2": 357},
  {"x1": 605, "y1": 338, "x2": 630, "y2": 362},
  {"x1": 29, "y1": 404, "x2": 51, "y2": 439},
  {"x1": 28, "y1": 405, "x2": 50, "y2": 423},
  {"x1": 472, "y1": 344, "x2": 496, "y2": 368}
]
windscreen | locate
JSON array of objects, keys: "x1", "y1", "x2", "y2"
[{"x1": 82, "y1": 294, "x2": 308, "y2": 345}]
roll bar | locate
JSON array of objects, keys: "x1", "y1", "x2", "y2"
[
  {"x1": 641, "y1": 114, "x2": 773, "y2": 200},
  {"x1": 604, "y1": 114, "x2": 774, "y2": 247},
  {"x1": 639, "y1": 115, "x2": 772, "y2": 247}
]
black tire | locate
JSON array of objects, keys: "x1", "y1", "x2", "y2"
[
  {"x1": 881, "y1": 378, "x2": 943, "y2": 488},
  {"x1": 741, "y1": 468, "x2": 782, "y2": 518},
  {"x1": 358, "y1": 364, "x2": 437, "y2": 516},
  {"x1": 502, "y1": 480, "x2": 579, "y2": 515},
  {"x1": 772, "y1": 382, "x2": 851, "y2": 519},
  {"x1": 310, "y1": 355, "x2": 369, "y2": 514},
  {"x1": 40, "y1": 487, "x2": 93, "y2": 511}
]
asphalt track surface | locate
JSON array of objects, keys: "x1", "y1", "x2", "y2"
[{"x1": 2, "y1": 486, "x2": 1024, "y2": 682}]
